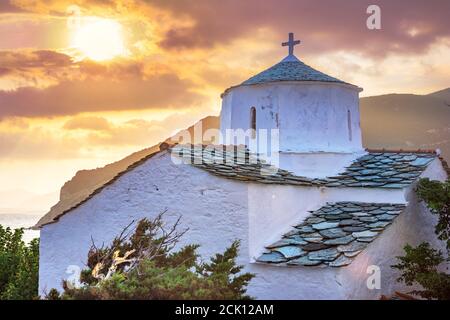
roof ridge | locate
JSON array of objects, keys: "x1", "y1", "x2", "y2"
[{"x1": 366, "y1": 148, "x2": 437, "y2": 154}]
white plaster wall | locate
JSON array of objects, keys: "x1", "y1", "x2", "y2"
[
  {"x1": 337, "y1": 158, "x2": 448, "y2": 299},
  {"x1": 220, "y1": 82, "x2": 363, "y2": 154},
  {"x1": 39, "y1": 152, "x2": 447, "y2": 299},
  {"x1": 278, "y1": 151, "x2": 366, "y2": 178},
  {"x1": 39, "y1": 151, "x2": 249, "y2": 295},
  {"x1": 247, "y1": 183, "x2": 405, "y2": 260}
]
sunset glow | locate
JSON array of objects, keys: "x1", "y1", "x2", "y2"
[
  {"x1": 70, "y1": 18, "x2": 126, "y2": 61},
  {"x1": 0, "y1": 0, "x2": 449, "y2": 215}
]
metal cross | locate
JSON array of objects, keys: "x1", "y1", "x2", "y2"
[{"x1": 282, "y1": 32, "x2": 301, "y2": 56}]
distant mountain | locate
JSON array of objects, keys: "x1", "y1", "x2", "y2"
[
  {"x1": 37, "y1": 116, "x2": 220, "y2": 226},
  {"x1": 39, "y1": 90, "x2": 449, "y2": 226},
  {"x1": 428, "y1": 87, "x2": 450, "y2": 104},
  {"x1": 360, "y1": 89, "x2": 450, "y2": 161}
]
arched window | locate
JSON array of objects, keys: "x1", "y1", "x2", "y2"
[
  {"x1": 250, "y1": 107, "x2": 256, "y2": 139},
  {"x1": 347, "y1": 110, "x2": 352, "y2": 141}
]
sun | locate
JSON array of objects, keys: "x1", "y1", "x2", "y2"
[{"x1": 71, "y1": 18, "x2": 126, "y2": 61}]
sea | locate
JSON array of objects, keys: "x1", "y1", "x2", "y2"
[{"x1": 0, "y1": 213, "x2": 42, "y2": 243}]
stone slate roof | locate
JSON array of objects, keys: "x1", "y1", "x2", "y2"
[
  {"x1": 256, "y1": 202, "x2": 406, "y2": 267},
  {"x1": 240, "y1": 55, "x2": 346, "y2": 86},
  {"x1": 171, "y1": 145, "x2": 437, "y2": 189}
]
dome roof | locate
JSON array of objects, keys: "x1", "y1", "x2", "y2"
[{"x1": 241, "y1": 54, "x2": 346, "y2": 86}]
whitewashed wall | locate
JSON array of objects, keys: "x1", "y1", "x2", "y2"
[
  {"x1": 39, "y1": 151, "x2": 249, "y2": 295},
  {"x1": 39, "y1": 153, "x2": 447, "y2": 299},
  {"x1": 220, "y1": 82, "x2": 363, "y2": 154}
]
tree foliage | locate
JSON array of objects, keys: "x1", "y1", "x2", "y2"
[
  {"x1": 0, "y1": 225, "x2": 39, "y2": 300},
  {"x1": 416, "y1": 178, "x2": 450, "y2": 249},
  {"x1": 392, "y1": 243, "x2": 450, "y2": 299},
  {"x1": 392, "y1": 178, "x2": 450, "y2": 300},
  {"x1": 52, "y1": 213, "x2": 254, "y2": 300}
]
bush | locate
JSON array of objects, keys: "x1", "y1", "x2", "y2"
[
  {"x1": 53, "y1": 213, "x2": 254, "y2": 300},
  {"x1": 392, "y1": 178, "x2": 450, "y2": 300},
  {"x1": 0, "y1": 225, "x2": 39, "y2": 300},
  {"x1": 392, "y1": 242, "x2": 450, "y2": 300}
]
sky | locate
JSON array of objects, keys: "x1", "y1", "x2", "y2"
[{"x1": 0, "y1": 0, "x2": 450, "y2": 212}]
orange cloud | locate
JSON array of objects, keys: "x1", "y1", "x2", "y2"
[{"x1": 63, "y1": 116, "x2": 111, "y2": 131}]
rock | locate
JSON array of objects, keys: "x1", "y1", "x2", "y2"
[
  {"x1": 308, "y1": 248, "x2": 340, "y2": 261},
  {"x1": 339, "y1": 219, "x2": 360, "y2": 226},
  {"x1": 287, "y1": 256, "x2": 322, "y2": 266},
  {"x1": 284, "y1": 235, "x2": 308, "y2": 245},
  {"x1": 352, "y1": 230, "x2": 378, "y2": 238},
  {"x1": 368, "y1": 209, "x2": 386, "y2": 215},
  {"x1": 357, "y1": 237, "x2": 376, "y2": 242},
  {"x1": 274, "y1": 246, "x2": 306, "y2": 259},
  {"x1": 256, "y1": 252, "x2": 287, "y2": 263},
  {"x1": 312, "y1": 222, "x2": 339, "y2": 230},
  {"x1": 302, "y1": 243, "x2": 329, "y2": 251},
  {"x1": 324, "y1": 213, "x2": 353, "y2": 220},
  {"x1": 358, "y1": 216, "x2": 378, "y2": 223},
  {"x1": 377, "y1": 214, "x2": 396, "y2": 221},
  {"x1": 352, "y1": 212, "x2": 369, "y2": 217},
  {"x1": 323, "y1": 209, "x2": 343, "y2": 215},
  {"x1": 337, "y1": 241, "x2": 367, "y2": 253},
  {"x1": 305, "y1": 217, "x2": 326, "y2": 224},
  {"x1": 343, "y1": 226, "x2": 368, "y2": 232},
  {"x1": 283, "y1": 230, "x2": 299, "y2": 237},
  {"x1": 304, "y1": 237, "x2": 324, "y2": 243},
  {"x1": 324, "y1": 235, "x2": 354, "y2": 245},
  {"x1": 328, "y1": 255, "x2": 353, "y2": 267},
  {"x1": 295, "y1": 225, "x2": 315, "y2": 233},
  {"x1": 359, "y1": 169, "x2": 380, "y2": 175},
  {"x1": 266, "y1": 239, "x2": 290, "y2": 249},
  {"x1": 386, "y1": 210, "x2": 402, "y2": 215},
  {"x1": 341, "y1": 207, "x2": 363, "y2": 213},
  {"x1": 344, "y1": 250, "x2": 362, "y2": 258},
  {"x1": 319, "y1": 228, "x2": 347, "y2": 239},
  {"x1": 368, "y1": 221, "x2": 390, "y2": 229}
]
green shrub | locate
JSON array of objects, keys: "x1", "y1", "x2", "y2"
[
  {"x1": 0, "y1": 226, "x2": 39, "y2": 300},
  {"x1": 392, "y1": 178, "x2": 450, "y2": 300},
  {"x1": 53, "y1": 214, "x2": 254, "y2": 300}
]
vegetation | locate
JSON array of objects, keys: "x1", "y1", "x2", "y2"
[
  {"x1": 392, "y1": 178, "x2": 450, "y2": 300},
  {"x1": 50, "y1": 212, "x2": 254, "y2": 300},
  {"x1": 0, "y1": 226, "x2": 39, "y2": 300}
]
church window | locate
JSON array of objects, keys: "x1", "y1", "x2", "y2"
[
  {"x1": 347, "y1": 110, "x2": 352, "y2": 141},
  {"x1": 250, "y1": 107, "x2": 256, "y2": 139}
]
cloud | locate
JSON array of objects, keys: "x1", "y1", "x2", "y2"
[
  {"x1": 63, "y1": 116, "x2": 111, "y2": 131},
  {"x1": 0, "y1": 112, "x2": 203, "y2": 160},
  {"x1": 7, "y1": 0, "x2": 450, "y2": 58},
  {"x1": 0, "y1": 0, "x2": 24, "y2": 13},
  {"x1": 153, "y1": 0, "x2": 450, "y2": 57},
  {"x1": 0, "y1": 49, "x2": 206, "y2": 117},
  {"x1": 0, "y1": 74, "x2": 203, "y2": 117}
]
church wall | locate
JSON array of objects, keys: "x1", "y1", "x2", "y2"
[
  {"x1": 245, "y1": 159, "x2": 447, "y2": 299},
  {"x1": 277, "y1": 82, "x2": 362, "y2": 153},
  {"x1": 221, "y1": 82, "x2": 363, "y2": 154},
  {"x1": 39, "y1": 153, "x2": 447, "y2": 299},
  {"x1": 337, "y1": 158, "x2": 448, "y2": 299},
  {"x1": 38, "y1": 151, "x2": 249, "y2": 295},
  {"x1": 278, "y1": 151, "x2": 365, "y2": 178},
  {"x1": 247, "y1": 184, "x2": 405, "y2": 260}
]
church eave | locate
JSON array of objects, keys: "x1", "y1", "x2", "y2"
[{"x1": 221, "y1": 80, "x2": 362, "y2": 98}]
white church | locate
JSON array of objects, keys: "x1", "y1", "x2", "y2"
[{"x1": 35, "y1": 34, "x2": 448, "y2": 299}]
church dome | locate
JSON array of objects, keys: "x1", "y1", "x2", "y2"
[{"x1": 241, "y1": 54, "x2": 346, "y2": 86}]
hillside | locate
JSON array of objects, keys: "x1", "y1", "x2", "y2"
[
  {"x1": 39, "y1": 89, "x2": 449, "y2": 226},
  {"x1": 360, "y1": 89, "x2": 450, "y2": 160},
  {"x1": 37, "y1": 116, "x2": 219, "y2": 227}
]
